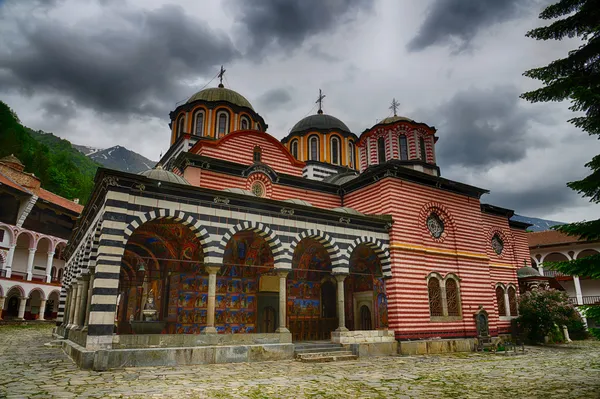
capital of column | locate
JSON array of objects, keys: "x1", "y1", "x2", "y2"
[
  {"x1": 334, "y1": 273, "x2": 348, "y2": 283},
  {"x1": 47, "y1": 251, "x2": 55, "y2": 257},
  {"x1": 276, "y1": 270, "x2": 290, "y2": 278},
  {"x1": 28, "y1": 248, "x2": 36, "y2": 253},
  {"x1": 205, "y1": 265, "x2": 221, "y2": 275}
]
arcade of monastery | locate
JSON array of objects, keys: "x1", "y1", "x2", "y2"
[{"x1": 53, "y1": 76, "x2": 537, "y2": 370}]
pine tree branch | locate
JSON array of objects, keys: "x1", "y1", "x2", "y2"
[
  {"x1": 539, "y1": 0, "x2": 586, "y2": 20},
  {"x1": 545, "y1": 253, "x2": 600, "y2": 278}
]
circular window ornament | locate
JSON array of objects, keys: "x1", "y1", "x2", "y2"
[
  {"x1": 251, "y1": 181, "x2": 265, "y2": 197},
  {"x1": 426, "y1": 213, "x2": 444, "y2": 239},
  {"x1": 491, "y1": 234, "x2": 504, "y2": 255}
]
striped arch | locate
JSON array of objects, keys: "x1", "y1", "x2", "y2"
[
  {"x1": 214, "y1": 221, "x2": 285, "y2": 268},
  {"x1": 344, "y1": 236, "x2": 392, "y2": 278},
  {"x1": 122, "y1": 209, "x2": 213, "y2": 260},
  {"x1": 289, "y1": 229, "x2": 342, "y2": 269}
]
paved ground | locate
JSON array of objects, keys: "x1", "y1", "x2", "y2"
[{"x1": 1, "y1": 324, "x2": 599, "y2": 398}]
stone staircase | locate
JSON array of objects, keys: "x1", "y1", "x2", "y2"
[{"x1": 294, "y1": 341, "x2": 357, "y2": 363}]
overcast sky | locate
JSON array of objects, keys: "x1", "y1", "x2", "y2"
[{"x1": 0, "y1": 0, "x2": 598, "y2": 223}]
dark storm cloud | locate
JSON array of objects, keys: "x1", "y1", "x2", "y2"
[
  {"x1": 230, "y1": 0, "x2": 373, "y2": 54},
  {"x1": 257, "y1": 88, "x2": 293, "y2": 110},
  {"x1": 0, "y1": 4, "x2": 238, "y2": 118},
  {"x1": 41, "y1": 99, "x2": 77, "y2": 121},
  {"x1": 408, "y1": 0, "x2": 537, "y2": 52},
  {"x1": 430, "y1": 86, "x2": 547, "y2": 168}
]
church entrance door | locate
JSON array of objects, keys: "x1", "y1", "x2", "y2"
[{"x1": 257, "y1": 293, "x2": 278, "y2": 333}]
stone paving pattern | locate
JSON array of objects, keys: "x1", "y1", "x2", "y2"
[{"x1": 1, "y1": 324, "x2": 599, "y2": 398}]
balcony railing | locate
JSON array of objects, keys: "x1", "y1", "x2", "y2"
[
  {"x1": 569, "y1": 296, "x2": 600, "y2": 305},
  {"x1": 543, "y1": 269, "x2": 568, "y2": 278}
]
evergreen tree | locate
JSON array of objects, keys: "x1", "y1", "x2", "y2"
[{"x1": 521, "y1": 0, "x2": 600, "y2": 278}]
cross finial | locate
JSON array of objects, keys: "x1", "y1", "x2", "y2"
[
  {"x1": 316, "y1": 89, "x2": 326, "y2": 114},
  {"x1": 389, "y1": 98, "x2": 400, "y2": 116},
  {"x1": 218, "y1": 65, "x2": 226, "y2": 87}
]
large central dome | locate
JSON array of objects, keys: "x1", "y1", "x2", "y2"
[
  {"x1": 290, "y1": 113, "x2": 350, "y2": 133},
  {"x1": 187, "y1": 86, "x2": 254, "y2": 111}
]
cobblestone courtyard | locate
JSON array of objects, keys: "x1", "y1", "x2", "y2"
[{"x1": 1, "y1": 324, "x2": 600, "y2": 398}]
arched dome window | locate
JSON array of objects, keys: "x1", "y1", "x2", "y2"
[
  {"x1": 193, "y1": 110, "x2": 205, "y2": 136},
  {"x1": 330, "y1": 136, "x2": 340, "y2": 165},
  {"x1": 399, "y1": 135, "x2": 408, "y2": 160},
  {"x1": 377, "y1": 136, "x2": 386, "y2": 163},
  {"x1": 176, "y1": 115, "x2": 185, "y2": 138},
  {"x1": 216, "y1": 110, "x2": 230, "y2": 137},
  {"x1": 290, "y1": 139, "x2": 299, "y2": 159},
  {"x1": 309, "y1": 135, "x2": 320, "y2": 161},
  {"x1": 241, "y1": 116, "x2": 250, "y2": 130},
  {"x1": 419, "y1": 136, "x2": 426, "y2": 161},
  {"x1": 253, "y1": 146, "x2": 262, "y2": 163},
  {"x1": 348, "y1": 141, "x2": 355, "y2": 168}
]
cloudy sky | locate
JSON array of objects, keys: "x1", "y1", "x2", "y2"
[{"x1": 0, "y1": 0, "x2": 598, "y2": 223}]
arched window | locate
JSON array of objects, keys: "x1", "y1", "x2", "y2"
[
  {"x1": 290, "y1": 140, "x2": 299, "y2": 159},
  {"x1": 57, "y1": 268, "x2": 63, "y2": 282},
  {"x1": 241, "y1": 116, "x2": 250, "y2": 130},
  {"x1": 496, "y1": 286, "x2": 506, "y2": 316},
  {"x1": 419, "y1": 136, "x2": 426, "y2": 161},
  {"x1": 348, "y1": 141, "x2": 355, "y2": 168},
  {"x1": 508, "y1": 286, "x2": 518, "y2": 316},
  {"x1": 216, "y1": 111, "x2": 229, "y2": 137},
  {"x1": 399, "y1": 135, "x2": 408, "y2": 160},
  {"x1": 176, "y1": 115, "x2": 185, "y2": 138},
  {"x1": 253, "y1": 146, "x2": 262, "y2": 163},
  {"x1": 446, "y1": 279, "x2": 460, "y2": 316},
  {"x1": 309, "y1": 135, "x2": 319, "y2": 161},
  {"x1": 330, "y1": 136, "x2": 340, "y2": 165},
  {"x1": 377, "y1": 136, "x2": 386, "y2": 163},
  {"x1": 193, "y1": 110, "x2": 204, "y2": 136},
  {"x1": 428, "y1": 278, "x2": 443, "y2": 317}
]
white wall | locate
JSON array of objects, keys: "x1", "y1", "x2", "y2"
[
  {"x1": 559, "y1": 280, "x2": 577, "y2": 298},
  {"x1": 580, "y1": 279, "x2": 600, "y2": 297}
]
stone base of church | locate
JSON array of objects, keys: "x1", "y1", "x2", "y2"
[
  {"x1": 332, "y1": 330, "x2": 398, "y2": 356},
  {"x1": 398, "y1": 338, "x2": 475, "y2": 355}
]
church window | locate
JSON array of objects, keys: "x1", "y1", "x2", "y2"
[
  {"x1": 491, "y1": 234, "x2": 504, "y2": 255},
  {"x1": 251, "y1": 181, "x2": 265, "y2": 197},
  {"x1": 377, "y1": 136, "x2": 386, "y2": 163},
  {"x1": 508, "y1": 286, "x2": 518, "y2": 316},
  {"x1": 426, "y1": 212, "x2": 444, "y2": 239},
  {"x1": 419, "y1": 136, "x2": 427, "y2": 161},
  {"x1": 176, "y1": 115, "x2": 185, "y2": 137},
  {"x1": 330, "y1": 136, "x2": 340, "y2": 165},
  {"x1": 348, "y1": 141, "x2": 355, "y2": 168},
  {"x1": 399, "y1": 135, "x2": 408, "y2": 160},
  {"x1": 496, "y1": 286, "x2": 507, "y2": 316},
  {"x1": 428, "y1": 278, "x2": 443, "y2": 317},
  {"x1": 290, "y1": 140, "x2": 299, "y2": 158},
  {"x1": 57, "y1": 268, "x2": 63, "y2": 282},
  {"x1": 193, "y1": 110, "x2": 204, "y2": 136},
  {"x1": 309, "y1": 135, "x2": 319, "y2": 161},
  {"x1": 216, "y1": 111, "x2": 230, "y2": 137},
  {"x1": 446, "y1": 279, "x2": 460, "y2": 316},
  {"x1": 253, "y1": 146, "x2": 262, "y2": 163},
  {"x1": 241, "y1": 116, "x2": 250, "y2": 130}
]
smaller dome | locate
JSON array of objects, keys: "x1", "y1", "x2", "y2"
[
  {"x1": 0, "y1": 154, "x2": 25, "y2": 171},
  {"x1": 187, "y1": 86, "x2": 254, "y2": 110},
  {"x1": 283, "y1": 198, "x2": 313, "y2": 207},
  {"x1": 322, "y1": 172, "x2": 358, "y2": 185},
  {"x1": 517, "y1": 266, "x2": 541, "y2": 278},
  {"x1": 290, "y1": 113, "x2": 350, "y2": 134},
  {"x1": 331, "y1": 207, "x2": 363, "y2": 216},
  {"x1": 379, "y1": 115, "x2": 414, "y2": 124},
  {"x1": 222, "y1": 188, "x2": 256, "y2": 196},
  {"x1": 139, "y1": 165, "x2": 190, "y2": 185}
]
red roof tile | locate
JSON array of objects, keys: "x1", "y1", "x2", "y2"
[
  {"x1": 0, "y1": 172, "x2": 31, "y2": 194},
  {"x1": 528, "y1": 230, "x2": 583, "y2": 248},
  {"x1": 37, "y1": 188, "x2": 83, "y2": 214}
]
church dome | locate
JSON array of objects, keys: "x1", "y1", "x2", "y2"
[
  {"x1": 290, "y1": 113, "x2": 351, "y2": 134},
  {"x1": 139, "y1": 165, "x2": 190, "y2": 185},
  {"x1": 517, "y1": 266, "x2": 541, "y2": 278},
  {"x1": 187, "y1": 85, "x2": 254, "y2": 111},
  {"x1": 379, "y1": 115, "x2": 414, "y2": 124},
  {"x1": 0, "y1": 154, "x2": 25, "y2": 172}
]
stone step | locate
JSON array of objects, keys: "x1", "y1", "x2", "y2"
[
  {"x1": 296, "y1": 350, "x2": 354, "y2": 359},
  {"x1": 294, "y1": 346, "x2": 347, "y2": 354},
  {"x1": 297, "y1": 352, "x2": 358, "y2": 363}
]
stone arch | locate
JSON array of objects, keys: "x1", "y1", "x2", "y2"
[
  {"x1": 15, "y1": 230, "x2": 35, "y2": 249},
  {"x1": 36, "y1": 235, "x2": 53, "y2": 254},
  {"x1": 418, "y1": 202, "x2": 456, "y2": 243},
  {"x1": 123, "y1": 209, "x2": 213, "y2": 261},
  {"x1": 216, "y1": 221, "x2": 284, "y2": 267},
  {"x1": 289, "y1": 229, "x2": 341, "y2": 269},
  {"x1": 576, "y1": 248, "x2": 599, "y2": 259},
  {"x1": 541, "y1": 251, "x2": 570, "y2": 263},
  {"x1": 345, "y1": 237, "x2": 391, "y2": 278},
  {"x1": 0, "y1": 223, "x2": 15, "y2": 246},
  {"x1": 28, "y1": 287, "x2": 46, "y2": 300},
  {"x1": 6, "y1": 285, "x2": 25, "y2": 298}
]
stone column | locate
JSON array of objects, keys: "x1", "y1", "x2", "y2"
[
  {"x1": 26, "y1": 248, "x2": 36, "y2": 281},
  {"x1": 276, "y1": 270, "x2": 290, "y2": 333},
  {"x1": 38, "y1": 299, "x2": 47, "y2": 320},
  {"x1": 3, "y1": 245, "x2": 15, "y2": 278},
  {"x1": 78, "y1": 275, "x2": 90, "y2": 328},
  {"x1": 504, "y1": 291, "x2": 511, "y2": 317},
  {"x1": 203, "y1": 266, "x2": 220, "y2": 334},
  {"x1": 334, "y1": 274, "x2": 348, "y2": 332},
  {"x1": 0, "y1": 296, "x2": 5, "y2": 320},
  {"x1": 573, "y1": 276, "x2": 584, "y2": 305},
  {"x1": 83, "y1": 266, "x2": 95, "y2": 330},
  {"x1": 45, "y1": 251, "x2": 55, "y2": 283},
  {"x1": 67, "y1": 285, "x2": 78, "y2": 327},
  {"x1": 17, "y1": 296, "x2": 28, "y2": 320},
  {"x1": 73, "y1": 279, "x2": 84, "y2": 328},
  {"x1": 62, "y1": 291, "x2": 71, "y2": 327}
]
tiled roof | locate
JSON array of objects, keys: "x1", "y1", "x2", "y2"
[
  {"x1": 0, "y1": 172, "x2": 31, "y2": 194},
  {"x1": 528, "y1": 230, "x2": 583, "y2": 248},
  {"x1": 38, "y1": 188, "x2": 83, "y2": 213}
]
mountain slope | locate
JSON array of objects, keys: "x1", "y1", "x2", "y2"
[
  {"x1": 83, "y1": 145, "x2": 155, "y2": 174},
  {"x1": 511, "y1": 214, "x2": 565, "y2": 232}
]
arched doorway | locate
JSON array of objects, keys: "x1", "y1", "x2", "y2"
[
  {"x1": 4, "y1": 287, "x2": 22, "y2": 319},
  {"x1": 289, "y1": 238, "x2": 335, "y2": 341},
  {"x1": 47, "y1": 291, "x2": 60, "y2": 319},
  {"x1": 28, "y1": 289, "x2": 44, "y2": 320},
  {"x1": 346, "y1": 243, "x2": 387, "y2": 331}
]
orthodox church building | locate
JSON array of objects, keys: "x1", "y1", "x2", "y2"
[{"x1": 56, "y1": 74, "x2": 531, "y2": 369}]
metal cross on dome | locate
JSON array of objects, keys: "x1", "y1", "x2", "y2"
[
  {"x1": 389, "y1": 98, "x2": 400, "y2": 117},
  {"x1": 316, "y1": 89, "x2": 326, "y2": 114},
  {"x1": 218, "y1": 65, "x2": 226, "y2": 85}
]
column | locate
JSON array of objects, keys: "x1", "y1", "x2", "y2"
[
  {"x1": 26, "y1": 247, "x2": 36, "y2": 281},
  {"x1": 45, "y1": 251, "x2": 55, "y2": 283},
  {"x1": 77, "y1": 276, "x2": 89, "y2": 328},
  {"x1": 67, "y1": 285, "x2": 78, "y2": 327},
  {"x1": 83, "y1": 266, "x2": 95, "y2": 330},
  {"x1": 538, "y1": 263, "x2": 545, "y2": 277},
  {"x1": 334, "y1": 274, "x2": 348, "y2": 332},
  {"x1": 203, "y1": 266, "x2": 220, "y2": 334},
  {"x1": 38, "y1": 299, "x2": 47, "y2": 321},
  {"x1": 276, "y1": 270, "x2": 289, "y2": 333},
  {"x1": 73, "y1": 279, "x2": 84, "y2": 328},
  {"x1": 3, "y1": 245, "x2": 15, "y2": 278},
  {"x1": 0, "y1": 296, "x2": 5, "y2": 320},
  {"x1": 61, "y1": 291, "x2": 71, "y2": 327},
  {"x1": 17, "y1": 296, "x2": 27, "y2": 320},
  {"x1": 573, "y1": 276, "x2": 584, "y2": 305},
  {"x1": 504, "y1": 291, "x2": 511, "y2": 317}
]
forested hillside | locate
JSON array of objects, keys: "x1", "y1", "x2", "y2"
[{"x1": 0, "y1": 101, "x2": 99, "y2": 204}]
